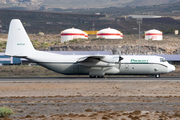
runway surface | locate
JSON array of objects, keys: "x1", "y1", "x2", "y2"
[{"x1": 0, "y1": 77, "x2": 179, "y2": 82}]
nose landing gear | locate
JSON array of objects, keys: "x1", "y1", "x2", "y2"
[{"x1": 155, "y1": 74, "x2": 160, "y2": 78}]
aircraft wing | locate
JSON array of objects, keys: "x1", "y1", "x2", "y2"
[
  {"x1": 77, "y1": 55, "x2": 123, "y2": 67},
  {"x1": 77, "y1": 55, "x2": 105, "y2": 62}
]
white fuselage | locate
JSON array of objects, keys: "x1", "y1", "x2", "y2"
[{"x1": 26, "y1": 51, "x2": 175, "y2": 76}]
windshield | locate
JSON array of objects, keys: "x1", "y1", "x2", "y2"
[{"x1": 160, "y1": 58, "x2": 167, "y2": 62}]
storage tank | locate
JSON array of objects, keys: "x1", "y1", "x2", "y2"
[
  {"x1": 61, "y1": 28, "x2": 88, "y2": 43},
  {"x1": 97, "y1": 27, "x2": 123, "y2": 39},
  {"x1": 145, "y1": 29, "x2": 163, "y2": 40}
]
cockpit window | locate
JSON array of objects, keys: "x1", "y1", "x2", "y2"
[{"x1": 160, "y1": 58, "x2": 167, "y2": 62}]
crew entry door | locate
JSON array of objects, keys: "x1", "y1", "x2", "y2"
[{"x1": 125, "y1": 64, "x2": 129, "y2": 71}]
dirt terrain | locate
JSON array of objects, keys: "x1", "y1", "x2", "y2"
[{"x1": 1, "y1": 79, "x2": 180, "y2": 120}]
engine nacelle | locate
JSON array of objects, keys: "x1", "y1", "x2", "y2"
[
  {"x1": 77, "y1": 55, "x2": 123, "y2": 67},
  {"x1": 104, "y1": 67, "x2": 120, "y2": 74},
  {"x1": 101, "y1": 55, "x2": 122, "y2": 63},
  {"x1": 101, "y1": 55, "x2": 119, "y2": 63},
  {"x1": 78, "y1": 60, "x2": 115, "y2": 67}
]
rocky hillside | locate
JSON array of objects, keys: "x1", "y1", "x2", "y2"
[
  {"x1": 44, "y1": 35, "x2": 180, "y2": 55},
  {"x1": 0, "y1": 9, "x2": 179, "y2": 34},
  {"x1": 129, "y1": 0, "x2": 180, "y2": 6},
  {"x1": 47, "y1": 45, "x2": 179, "y2": 55},
  {"x1": 1, "y1": 0, "x2": 180, "y2": 10},
  {"x1": 0, "y1": 34, "x2": 179, "y2": 55}
]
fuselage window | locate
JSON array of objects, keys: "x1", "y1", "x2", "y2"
[{"x1": 160, "y1": 58, "x2": 167, "y2": 62}]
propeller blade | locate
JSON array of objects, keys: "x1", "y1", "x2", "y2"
[{"x1": 119, "y1": 56, "x2": 124, "y2": 62}]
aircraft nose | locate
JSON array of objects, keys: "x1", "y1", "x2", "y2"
[{"x1": 167, "y1": 65, "x2": 175, "y2": 73}]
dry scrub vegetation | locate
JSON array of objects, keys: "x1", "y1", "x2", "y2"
[
  {"x1": 0, "y1": 65, "x2": 65, "y2": 77},
  {"x1": 0, "y1": 33, "x2": 180, "y2": 51},
  {"x1": 1, "y1": 80, "x2": 180, "y2": 119},
  {"x1": 5, "y1": 110, "x2": 180, "y2": 120}
]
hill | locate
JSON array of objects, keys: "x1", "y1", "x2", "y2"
[
  {"x1": 0, "y1": 0, "x2": 180, "y2": 10},
  {"x1": 0, "y1": 9, "x2": 179, "y2": 34},
  {"x1": 0, "y1": 9, "x2": 105, "y2": 34},
  {"x1": 129, "y1": 0, "x2": 180, "y2": 6}
]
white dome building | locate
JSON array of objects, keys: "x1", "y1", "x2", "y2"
[
  {"x1": 61, "y1": 28, "x2": 88, "y2": 43},
  {"x1": 145, "y1": 29, "x2": 163, "y2": 40},
  {"x1": 97, "y1": 27, "x2": 123, "y2": 39}
]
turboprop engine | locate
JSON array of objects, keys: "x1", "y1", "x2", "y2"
[
  {"x1": 101, "y1": 55, "x2": 123, "y2": 63},
  {"x1": 77, "y1": 55, "x2": 123, "y2": 67}
]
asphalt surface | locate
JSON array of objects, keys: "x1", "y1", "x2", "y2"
[{"x1": 0, "y1": 77, "x2": 179, "y2": 82}]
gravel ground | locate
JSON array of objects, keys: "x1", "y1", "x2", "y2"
[{"x1": 1, "y1": 80, "x2": 180, "y2": 120}]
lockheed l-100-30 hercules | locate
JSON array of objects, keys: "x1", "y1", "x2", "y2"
[{"x1": 5, "y1": 19, "x2": 175, "y2": 78}]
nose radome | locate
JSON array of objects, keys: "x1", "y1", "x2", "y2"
[{"x1": 168, "y1": 65, "x2": 175, "y2": 73}]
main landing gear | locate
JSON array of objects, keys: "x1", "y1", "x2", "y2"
[
  {"x1": 89, "y1": 75, "x2": 104, "y2": 78},
  {"x1": 155, "y1": 74, "x2": 160, "y2": 78}
]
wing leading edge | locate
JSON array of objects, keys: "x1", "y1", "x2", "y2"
[{"x1": 77, "y1": 55, "x2": 123, "y2": 67}]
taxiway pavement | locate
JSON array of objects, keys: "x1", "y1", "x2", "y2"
[{"x1": 0, "y1": 77, "x2": 179, "y2": 82}]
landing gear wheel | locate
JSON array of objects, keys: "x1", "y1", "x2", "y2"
[
  {"x1": 98, "y1": 76, "x2": 104, "y2": 78},
  {"x1": 155, "y1": 74, "x2": 160, "y2": 78},
  {"x1": 89, "y1": 76, "x2": 96, "y2": 78}
]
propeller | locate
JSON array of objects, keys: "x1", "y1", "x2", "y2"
[
  {"x1": 118, "y1": 56, "x2": 123, "y2": 69},
  {"x1": 119, "y1": 56, "x2": 124, "y2": 62},
  {"x1": 117, "y1": 49, "x2": 123, "y2": 70}
]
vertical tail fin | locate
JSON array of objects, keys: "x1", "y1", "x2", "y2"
[{"x1": 5, "y1": 19, "x2": 35, "y2": 57}]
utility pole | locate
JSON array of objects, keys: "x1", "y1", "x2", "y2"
[
  {"x1": 128, "y1": 15, "x2": 162, "y2": 54},
  {"x1": 136, "y1": 18, "x2": 142, "y2": 54},
  {"x1": 177, "y1": 45, "x2": 179, "y2": 54}
]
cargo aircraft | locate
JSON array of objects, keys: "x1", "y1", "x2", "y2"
[{"x1": 5, "y1": 19, "x2": 175, "y2": 78}]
